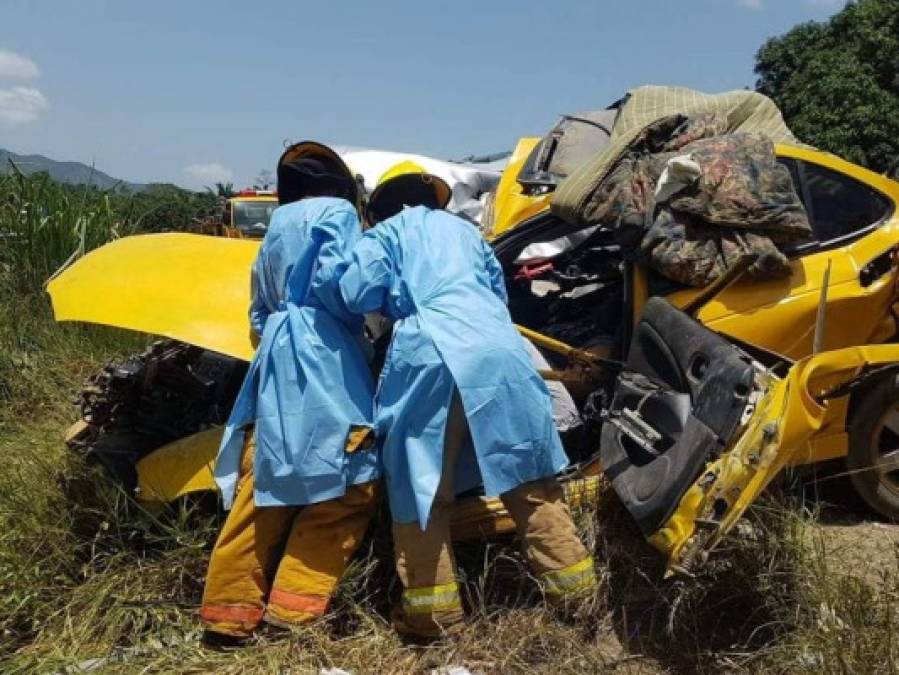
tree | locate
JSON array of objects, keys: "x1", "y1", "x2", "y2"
[
  {"x1": 755, "y1": 0, "x2": 899, "y2": 176},
  {"x1": 253, "y1": 170, "x2": 274, "y2": 190},
  {"x1": 206, "y1": 182, "x2": 235, "y2": 198}
]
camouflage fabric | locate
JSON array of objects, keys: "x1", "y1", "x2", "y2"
[
  {"x1": 629, "y1": 112, "x2": 730, "y2": 156},
  {"x1": 553, "y1": 85, "x2": 808, "y2": 226},
  {"x1": 662, "y1": 134, "x2": 809, "y2": 240},
  {"x1": 641, "y1": 212, "x2": 794, "y2": 287},
  {"x1": 578, "y1": 115, "x2": 812, "y2": 286}
]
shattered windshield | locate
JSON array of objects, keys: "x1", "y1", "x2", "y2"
[
  {"x1": 233, "y1": 201, "x2": 277, "y2": 236},
  {"x1": 518, "y1": 109, "x2": 618, "y2": 189}
]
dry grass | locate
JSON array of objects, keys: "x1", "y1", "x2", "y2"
[
  {"x1": 4, "y1": 386, "x2": 898, "y2": 674},
  {"x1": 0, "y1": 231, "x2": 897, "y2": 672}
]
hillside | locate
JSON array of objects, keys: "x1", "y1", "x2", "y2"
[{"x1": 0, "y1": 148, "x2": 146, "y2": 192}]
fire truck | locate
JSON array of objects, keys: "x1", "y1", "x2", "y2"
[{"x1": 218, "y1": 190, "x2": 278, "y2": 239}]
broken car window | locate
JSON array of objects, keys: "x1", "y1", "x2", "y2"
[{"x1": 801, "y1": 161, "x2": 890, "y2": 243}]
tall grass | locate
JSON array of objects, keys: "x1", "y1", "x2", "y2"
[
  {"x1": 0, "y1": 168, "x2": 159, "y2": 668},
  {"x1": 0, "y1": 167, "x2": 147, "y2": 418},
  {"x1": 0, "y1": 161, "x2": 219, "y2": 296},
  {"x1": 0, "y1": 163, "x2": 132, "y2": 296}
]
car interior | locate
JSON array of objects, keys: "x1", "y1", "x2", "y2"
[{"x1": 494, "y1": 216, "x2": 763, "y2": 530}]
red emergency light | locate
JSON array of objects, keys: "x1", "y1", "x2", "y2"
[{"x1": 236, "y1": 189, "x2": 277, "y2": 197}]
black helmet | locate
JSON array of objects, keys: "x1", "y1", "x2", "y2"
[{"x1": 276, "y1": 141, "x2": 360, "y2": 210}]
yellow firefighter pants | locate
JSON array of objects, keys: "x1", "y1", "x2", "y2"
[
  {"x1": 200, "y1": 432, "x2": 379, "y2": 637},
  {"x1": 392, "y1": 391, "x2": 597, "y2": 637}
]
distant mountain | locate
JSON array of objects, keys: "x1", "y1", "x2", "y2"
[{"x1": 0, "y1": 148, "x2": 147, "y2": 192}]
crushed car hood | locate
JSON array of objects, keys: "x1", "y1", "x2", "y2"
[{"x1": 47, "y1": 233, "x2": 258, "y2": 361}]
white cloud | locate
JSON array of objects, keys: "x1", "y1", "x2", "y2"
[
  {"x1": 736, "y1": 0, "x2": 765, "y2": 9},
  {"x1": 182, "y1": 162, "x2": 234, "y2": 188},
  {"x1": 0, "y1": 86, "x2": 48, "y2": 124},
  {"x1": 0, "y1": 50, "x2": 40, "y2": 79}
]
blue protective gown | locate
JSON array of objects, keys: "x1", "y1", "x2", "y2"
[
  {"x1": 339, "y1": 206, "x2": 568, "y2": 528},
  {"x1": 214, "y1": 197, "x2": 379, "y2": 510}
]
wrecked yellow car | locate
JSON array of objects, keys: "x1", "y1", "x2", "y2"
[
  {"x1": 48, "y1": 227, "x2": 899, "y2": 573},
  {"x1": 485, "y1": 88, "x2": 899, "y2": 522},
  {"x1": 48, "y1": 88, "x2": 899, "y2": 575}
]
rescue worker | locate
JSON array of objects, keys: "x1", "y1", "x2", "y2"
[
  {"x1": 364, "y1": 159, "x2": 453, "y2": 227},
  {"x1": 200, "y1": 141, "x2": 380, "y2": 642},
  {"x1": 339, "y1": 163, "x2": 597, "y2": 638}
]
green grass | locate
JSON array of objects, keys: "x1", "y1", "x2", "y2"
[
  {"x1": 0, "y1": 166, "x2": 132, "y2": 296},
  {"x1": 3, "y1": 369, "x2": 897, "y2": 674},
  {"x1": 1, "y1": 171, "x2": 898, "y2": 673}
]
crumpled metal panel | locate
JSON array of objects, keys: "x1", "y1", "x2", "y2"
[{"x1": 652, "y1": 343, "x2": 899, "y2": 575}]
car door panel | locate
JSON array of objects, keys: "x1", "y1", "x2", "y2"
[{"x1": 600, "y1": 297, "x2": 756, "y2": 535}]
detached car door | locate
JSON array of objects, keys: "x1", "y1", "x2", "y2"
[{"x1": 601, "y1": 296, "x2": 840, "y2": 575}]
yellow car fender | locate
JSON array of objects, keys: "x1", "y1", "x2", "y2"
[{"x1": 135, "y1": 427, "x2": 222, "y2": 503}]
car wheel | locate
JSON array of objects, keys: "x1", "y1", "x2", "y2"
[{"x1": 848, "y1": 373, "x2": 899, "y2": 521}]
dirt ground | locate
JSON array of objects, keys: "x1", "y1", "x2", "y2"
[
  {"x1": 813, "y1": 515, "x2": 899, "y2": 584},
  {"x1": 600, "y1": 509, "x2": 899, "y2": 675}
]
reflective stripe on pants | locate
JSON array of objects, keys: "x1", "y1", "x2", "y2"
[
  {"x1": 402, "y1": 581, "x2": 463, "y2": 615},
  {"x1": 540, "y1": 556, "x2": 598, "y2": 598}
]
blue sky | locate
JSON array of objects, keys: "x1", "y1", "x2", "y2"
[{"x1": 0, "y1": 0, "x2": 845, "y2": 189}]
